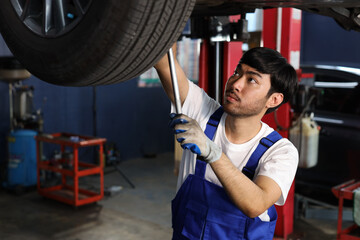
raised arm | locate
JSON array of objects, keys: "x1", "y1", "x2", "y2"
[{"x1": 154, "y1": 43, "x2": 189, "y2": 106}]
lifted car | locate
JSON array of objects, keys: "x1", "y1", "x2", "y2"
[{"x1": 0, "y1": 0, "x2": 359, "y2": 86}]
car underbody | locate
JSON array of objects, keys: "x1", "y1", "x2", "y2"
[{"x1": 194, "y1": 0, "x2": 360, "y2": 31}]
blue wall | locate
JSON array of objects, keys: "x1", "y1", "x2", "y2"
[
  {"x1": 0, "y1": 37, "x2": 173, "y2": 163},
  {"x1": 0, "y1": 81, "x2": 10, "y2": 165},
  {"x1": 301, "y1": 11, "x2": 360, "y2": 67}
]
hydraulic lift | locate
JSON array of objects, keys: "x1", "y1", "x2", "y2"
[
  {"x1": 263, "y1": 8, "x2": 302, "y2": 239},
  {"x1": 181, "y1": 7, "x2": 302, "y2": 239}
]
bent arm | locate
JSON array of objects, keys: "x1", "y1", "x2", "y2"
[
  {"x1": 154, "y1": 43, "x2": 189, "y2": 106},
  {"x1": 210, "y1": 153, "x2": 282, "y2": 218}
]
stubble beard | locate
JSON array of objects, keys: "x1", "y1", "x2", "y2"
[{"x1": 223, "y1": 96, "x2": 268, "y2": 118}]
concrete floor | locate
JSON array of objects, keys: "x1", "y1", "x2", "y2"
[{"x1": 0, "y1": 152, "x2": 352, "y2": 240}]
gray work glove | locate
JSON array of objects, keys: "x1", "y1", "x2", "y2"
[{"x1": 169, "y1": 113, "x2": 222, "y2": 163}]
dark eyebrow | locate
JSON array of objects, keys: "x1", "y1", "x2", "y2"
[
  {"x1": 245, "y1": 70, "x2": 262, "y2": 79},
  {"x1": 236, "y1": 63, "x2": 263, "y2": 79}
]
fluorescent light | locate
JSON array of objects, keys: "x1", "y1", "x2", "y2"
[
  {"x1": 313, "y1": 117, "x2": 344, "y2": 124},
  {"x1": 314, "y1": 65, "x2": 360, "y2": 76},
  {"x1": 314, "y1": 81, "x2": 358, "y2": 88}
]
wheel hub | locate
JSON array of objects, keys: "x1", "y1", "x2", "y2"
[{"x1": 10, "y1": 0, "x2": 92, "y2": 38}]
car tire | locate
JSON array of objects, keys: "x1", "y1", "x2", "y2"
[{"x1": 0, "y1": 0, "x2": 195, "y2": 86}]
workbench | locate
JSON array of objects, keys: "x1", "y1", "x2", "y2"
[
  {"x1": 35, "y1": 133, "x2": 106, "y2": 207},
  {"x1": 332, "y1": 179, "x2": 360, "y2": 240}
]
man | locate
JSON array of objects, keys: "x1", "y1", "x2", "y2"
[{"x1": 155, "y1": 44, "x2": 299, "y2": 239}]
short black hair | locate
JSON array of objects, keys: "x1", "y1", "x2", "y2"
[{"x1": 239, "y1": 47, "x2": 298, "y2": 114}]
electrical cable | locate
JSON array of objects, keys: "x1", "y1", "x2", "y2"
[{"x1": 274, "y1": 94, "x2": 316, "y2": 132}]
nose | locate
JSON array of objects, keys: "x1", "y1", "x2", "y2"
[{"x1": 228, "y1": 75, "x2": 245, "y2": 93}]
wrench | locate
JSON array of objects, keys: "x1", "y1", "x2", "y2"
[{"x1": 167, "y1": 47, "x2": 182, "y2": 114}]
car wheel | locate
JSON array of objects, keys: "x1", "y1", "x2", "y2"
[{"x1": 0, "y1": 0, "x2": 195, "y2": 86}]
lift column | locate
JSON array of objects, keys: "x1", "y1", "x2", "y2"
[{"x1": 262, "y1": 8, "x2": 302, "y2": 240}]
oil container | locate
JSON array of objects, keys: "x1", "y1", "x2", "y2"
[{"x1": 289, "y1": 115, "x2": 319, "y2": 168}]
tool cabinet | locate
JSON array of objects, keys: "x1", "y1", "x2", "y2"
[{"x1": 35, "y1": 133, "x2": 106, "y2": 207}]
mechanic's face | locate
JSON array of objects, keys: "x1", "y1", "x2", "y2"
[{"x1": 223, "y1": 63, "x2": 272, "y2": 118}]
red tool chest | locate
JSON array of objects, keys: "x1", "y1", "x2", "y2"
[{"x1": 35, "y1": 133, "x2": 106, "y2": 207}]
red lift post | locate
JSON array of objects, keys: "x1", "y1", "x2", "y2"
[{"x1": 262, "y1": 8, "x2": 302, "y2": 239}]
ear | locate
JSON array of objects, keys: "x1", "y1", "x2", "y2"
[{"x1": 266, "y1": 92, "x2": 284, "y2": 109}]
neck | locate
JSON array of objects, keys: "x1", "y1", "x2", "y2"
[{"x1": 225, "y1": 114, "x2": 263, "y2": 144}]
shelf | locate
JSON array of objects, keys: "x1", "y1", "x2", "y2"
[
  {"x1": 36, "y1": 132, "x2": 106, "y2": 147},
  {"x1": 39, "y1": 184, "x2": 102, "y2": 206},
  {"x1": 38, "y1": 161, "x2": 102, "y2": 177}
]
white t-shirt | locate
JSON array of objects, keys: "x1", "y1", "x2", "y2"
[{"x1": 173, "y1": 80, "x2": 299, "y2": 216}]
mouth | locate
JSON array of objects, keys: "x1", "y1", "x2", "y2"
[{"x1": 225, "y1": 91, "x2": 240, "y2": 103}]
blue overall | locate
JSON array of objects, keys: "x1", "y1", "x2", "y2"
[{"x1": 172, "y1": 107, "x2": 283, "y2": 240}]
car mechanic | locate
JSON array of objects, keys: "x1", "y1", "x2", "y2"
[{"x1": 154, "y1": 44, "x2": 299, "y2": 240}]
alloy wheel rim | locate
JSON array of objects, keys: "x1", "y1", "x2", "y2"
[{"x1": 10, "y1": 0, "x2": 92, "y2": 38}]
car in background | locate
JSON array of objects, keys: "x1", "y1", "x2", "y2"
[
  {"x1": 0, "y1": 0, "x2": 359, "y2": 86},
  {"x1": 294, "y1": 65, "x2": 360, "y2": 203}
]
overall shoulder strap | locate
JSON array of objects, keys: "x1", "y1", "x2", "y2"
[
  {"x1": 195, "y1": 106, "x2": 224, "y2": 178},
  {"x1": 242, "y1": 131, "x2": 283, "y2": 181},
  {"x1": 204, "y1": 106, "x2": 224, "y2": 140}
]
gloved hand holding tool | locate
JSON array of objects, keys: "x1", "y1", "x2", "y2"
[
  {"x1": 169, "y1": 113, "x2": 222, "y2": 163},
  {"x1": 166, "y1": 47, "x2": 222, "y2": 163}
]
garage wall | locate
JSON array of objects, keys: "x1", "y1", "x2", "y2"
[
  {"x1": 0, "y1": 35, "x2": 11, "y2": 56},
  {"x1": 0, "y1": 35, "x2": 12, "y2": 170},
  {"x1": 0, "y1": 81, "x2": 10, "y2": 169},
  {"x1": 0, "y1": 52, "x2": 173, "y2": 165},
  {"x1": 27, "y1": 77, "x2": 173, "y2": 161},
  {"x1": 301, "y1": 11, "x2": 360, "y2": 67}
]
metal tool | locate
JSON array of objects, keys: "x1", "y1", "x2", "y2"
[{"x1": 167, "y1": 47, "x2": 182, "y2": 114}]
